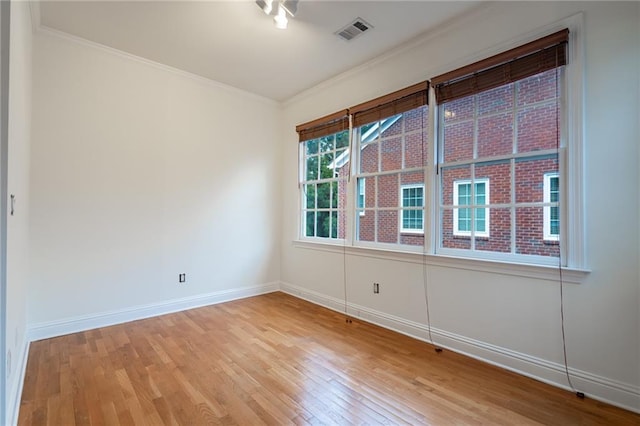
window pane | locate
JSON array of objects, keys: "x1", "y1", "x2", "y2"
[
  {"x1": 476, "y1": 161, "x2": 510, "y2": 204},
  {"x1": 316, "y1": 211, "x2": 330, "y2": 238},
  {"x1": 305, "y1": 211, "x2": 315, "y2": 237},
  {"x1": 357, "y1": 178, "x2": 365, "y2": 209},
  {"x1": 443, "y1": 120, "x2": 474, "y2": 162},
  {"x1": 443, "y1": 96, "x2": 474, "y2": 123},
  {"x1": 305, "y1": 139, "x2": 319, "y2": 156},
  {"x1": 381, "y1": 136, "x2": 402, "y2": 172},
  {"x1": 550, "y1": 206, "x2": 560, "y2": 235},
  {"x1": 360, "y1": 141, "x2": 378, "y2": 174},
  {"x1": 550, "y1": 176, "x2": 559, "y2": 202},
  {"x1": 517, "y1": 103, "x2": 559, "y2": 153},
  {"x1": 458, "y1": 208, "x2": 471, "y2": 231},
  {"x1": 441, "y1": 166, "x2": 471, "y2": 206},
  {"x1": 516, "y1": 207, "x2": 559, "y2": 257},
  {"x1": 377, "y1": 210, "x2": 398, "y2": 244},
  {"x1": 517, "y1": 69, "x2": 558, "y2": 107},
  {"x1": 306, "y1": 155, "x2": 318, "y2": 181},
  {"x1": 377, "y1": 174, "x2": 398, "y2": 208},
  {"x1": 476, "y1": 208, "x2": 511, "y2": 253},
  {"x1": 319, "y1": 135, "x2": 334, "y2": 152},
  {"x1": 304, "y1": 184, "x2": 316, "y2": 209},
  {"x1": 441, "y1": 208, "x2": 471, "y2": 250},
  {"x1": 331, "y1": 211, "x2": 338, "y2": 239},
  {"x1": 477, "y1": 112, "x2": 513, "y2": 158},
  {"x1": 404, "y1": 106, "x2": 429, "y2": 168},
  {"x1": 319, "y1": 152, "x2": 334, "y2": 179},
  {"x1": 515, "y1": 156, "x2": 559, "y2": 203},
  {"x1": 316, "y1": 182, "x2": 331, "y2": 208},
  {"x1": 478, "y1": 84, "x2": 514, "y2": 115},
  {"x1": 357, "y1": 210, "x2": 375, "y2": 242}
]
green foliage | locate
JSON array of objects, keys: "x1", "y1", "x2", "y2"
[{"x1": 303, "y1": 130, "x2": 348, "y2": 238}]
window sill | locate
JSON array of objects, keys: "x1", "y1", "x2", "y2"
[{"x1": 292, "y1": 239, "x2": 590, "y2": 284}]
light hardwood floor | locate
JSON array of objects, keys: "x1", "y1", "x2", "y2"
[{"x1": 18, "y1": 292, "x2": 640, "y2": 425}]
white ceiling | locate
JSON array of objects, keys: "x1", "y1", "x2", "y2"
[{"x1": 37, "y1": 1, "x2": 483, "y2": 102}]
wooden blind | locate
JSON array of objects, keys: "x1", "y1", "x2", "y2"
[
  {"x1": 351, "y1": 81, "x2": 429, "y2": 128},
  {"x1": 296, "y1": 110, "x2": 349, "y2": 142},
  {"x1": 432, "y1": 29, "x2": 569, "y2": 104}
]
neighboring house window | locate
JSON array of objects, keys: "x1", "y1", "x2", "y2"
[
  {"x1": 357, "y1": 178, "x2": 366, "y2": 216},
  {"x1": 453, "y1": 179, "x2": 489, "y2": 237},
  {"x1": 401, "y1": 184, "x2": 424, "y2": 233},
  {"x1": 544, "y1": 173, "x2": 560, "y2": 241}
]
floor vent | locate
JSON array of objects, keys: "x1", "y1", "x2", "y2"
[{"x1": 335, "y1": 18, "x2": 373, "y2": 41}]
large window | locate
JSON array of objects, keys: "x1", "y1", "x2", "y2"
[
  {"x1": 353, "y1": 102, "x2": 428, "y2": 248},
  {"x1": 434, "y1": 29, "x2": 568, "y2": 263},
  {"x1": 297, "y1": 111, "x2": 350, "y2": 240},
  {"x1": 295, "y1": 28, "x2": 582, "y2": 268}
]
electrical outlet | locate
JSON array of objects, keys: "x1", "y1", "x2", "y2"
[
  {"x1": 179, "y1": 273, "x2": 186, "y2": 283},
  {"x1": 373, "y1": 282, "x2": 380, "y2": 294}
]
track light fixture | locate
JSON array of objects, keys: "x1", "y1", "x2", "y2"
[{"x1": 256, "y1": 0, "x2": 298, "y2": 30}]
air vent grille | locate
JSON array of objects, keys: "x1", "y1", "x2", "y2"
[{"x1": 336, "y1": 18, "x2": 373, "y2": 41}]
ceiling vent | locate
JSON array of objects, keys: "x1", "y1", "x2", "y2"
[{"x1": 335, "y1": 18, "x2": 373, "y2": 41}]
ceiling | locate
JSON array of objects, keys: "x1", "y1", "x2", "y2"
[{"x1": 37, "y1": 1, "x2": 483, "y2": 102}]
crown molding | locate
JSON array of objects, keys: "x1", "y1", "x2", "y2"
[{"x1": 34, "y1": 23, "x2": 280, "y2": 106}]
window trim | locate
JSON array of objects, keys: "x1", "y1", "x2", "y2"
[
  {"x1": 400, "y1": 184, "x2": 425, "y2": 234},
  {"x1": 543, "y1": 173, "x2": 560, "y2": 241},
  {"x1": 452, "y1": 179, "x2": 490, "y2": 238}
]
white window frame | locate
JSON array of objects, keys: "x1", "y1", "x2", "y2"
[
  {"x1": 400, "y1": 184, "x2": 425, "y2": 234},
  {"x1": 543, "y1": 173, "x2": 560, "y2": 241},
  {"x1": 299, "y1": 131, "x2": 349, "y2": 241},
  {"x1": 452, "y1": 179, "x2": 490, "y2": 238}
]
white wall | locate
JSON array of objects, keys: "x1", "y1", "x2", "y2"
[
  {"x1": 29, "y1": 31, "x2": 282, "y2": 328},
  {"x1": 5, "y1": 2, "x2": 32, "y2": 424},
  {"x1": 281, "y1": 2, "x2": 640, "y2": 411}
]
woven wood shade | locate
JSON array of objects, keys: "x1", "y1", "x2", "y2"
[{"x1": 433, "y1": 29, "x2": 569, "y2": 104}]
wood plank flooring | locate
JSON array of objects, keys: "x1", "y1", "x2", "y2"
[{"x1": 19, "y1": 292, "x2": 640, "y2": 425}]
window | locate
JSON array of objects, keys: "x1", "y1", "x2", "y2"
[
  {"x1": 453, "y1": 179, "x2": 489, "y2": 237},
  {"x1": 296, "y1": 111, "x2": 350, "y2": 240},
  {"x1": 434, "y1": 29, "x2": 568, "y2": 263},
  {"x1": 351, "y1": 82, "x2": 429, "y2": 249},
  {"x1": 353, "y1": 104, "x2": 428, "y2": 248},
  {"x1": 401, "y1": 185, "x2": 424, "y2": 233},
  {"x1": 544, "y1": 173, "x2": 560, "y2": 241}
]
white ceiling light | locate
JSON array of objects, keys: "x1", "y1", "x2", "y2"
[{"x1": 256, "y1": 0, "x2": 298, "y2": 29}]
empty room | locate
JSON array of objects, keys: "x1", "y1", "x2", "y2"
[{"x1": 1, "y1": 0, "x2": 639, "y2": 424}]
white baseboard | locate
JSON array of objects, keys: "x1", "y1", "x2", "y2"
[
  {"x1": 6, "y1": 338, "x2": 30, "y2": 426},
  {"x1": 28, "y1": 282, "x2": 280, "y2": 342},
  {"x1": 279, "y1": 281, "x2": 640, "y2": 415}
]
